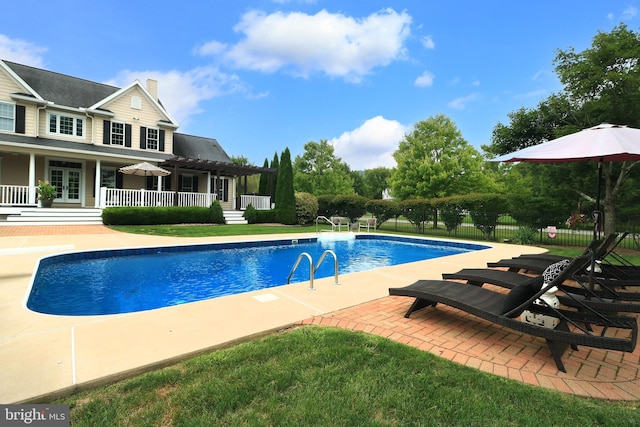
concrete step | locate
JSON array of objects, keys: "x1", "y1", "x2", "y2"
[
  {"x1": 223, "y1": 210, "x2": 248, "y2": 225},
  {"x1": 1, "y1": 208, "x2": 103, "y2": 225}
]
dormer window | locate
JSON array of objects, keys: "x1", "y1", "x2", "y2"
[{"x1": 48, "y1": 112, "x2": 84, "y2": 138}]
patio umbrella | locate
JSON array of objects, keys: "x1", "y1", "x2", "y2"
[
  {"x1": 492, "y1": 123, "x2": 640, "y2": 239},
  {"x1": 119, "y1": 162, "x2": 171, "y2": 177}
]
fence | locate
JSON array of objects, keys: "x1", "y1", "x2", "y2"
[{"x1": 374, "y1": 214, "x2": 640, "y2": 251}]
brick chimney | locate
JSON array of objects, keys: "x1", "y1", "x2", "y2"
[{"x1": 146, "y1": 79, "x2": 158, "y2": 101}]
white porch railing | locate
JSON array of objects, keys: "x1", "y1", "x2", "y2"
[
  {"x1": 240, "y1": 194, "x2": 272, "y2": 210},
  {"x1": 101, "y1": 188, "x2": 217, "y2": 208},
  {"x1": 0, "y1": 185, "x2": 36, "y2": 206}
]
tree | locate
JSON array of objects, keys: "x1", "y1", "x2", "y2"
[
  {"x1": 258, "y1": 158, "x2": 270, "y2": 195},
  {"x1": 363, "y1": 167, "x2": 393, "y2": 199},
  {"x1": 486, "y1": 24, "x2": 640, "y2": 236},
  {"x1": 275, "y1": 148, "x2": 297, "y2": 224},
  {"x1": 230, "y1": 155, "x2": 258, "y2": 194},
  {"x1": 293, "y1": 139, "x2": 354, "y2": 196},
  {"x1": 270, "y1": 152, "x2": 279, "y2": 200},
  {"x1": 391, "y1": 115, "x2": 490, "y2": 200}
]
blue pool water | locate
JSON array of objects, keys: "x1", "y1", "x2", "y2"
[{"x1": 27, "y1": 234, "x2": 488, "y2": 316}]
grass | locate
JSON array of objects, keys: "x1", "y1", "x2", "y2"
[
  {"x1": 62, "y1": 327, "x2": 640, "y2": 426},
  {"x1": 69, "y1": 224, "x2": 639, "y2": 425}
]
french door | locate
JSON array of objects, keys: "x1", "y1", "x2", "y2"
[{"x1": 48, "y1": 160, "x2": 82, "y2": 203}]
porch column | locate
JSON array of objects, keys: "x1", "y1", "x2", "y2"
[
  {"x1": 28, "y1": 153, "x2": 36, "y2": 204},
  {"x1": 206, "y1": 171, "x2": 211, "y2": 204},
  {"x1": 94, "y1": 159, "x2": 101, "y2": 208}
]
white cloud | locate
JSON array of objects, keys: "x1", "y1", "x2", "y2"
[
  {"x1": 105, "y1": 67, "x2": 254, "y2": 128},
  {"x1": 220, "y1": 8, "x2": 412, "y2": 82},
  {"x1": 330, "y1": 116, "x2": 408, "y2": 170},
  {"x1": 195, "y1": 40, "x2": 228, "y2": 56},
  {"x1": 623, "y1": 6, "x2": 638, "y2": 19},
  {"x1": 414, "y1": 71, "x2": 434, "y2": 87},
  {"x1": 421, "y1": 35, "x2": 435, "y2": 49},
  {"x1": 0, "y1": 34, "x2": 47, "y2": 67},
  {"x1": 448, "y1": 93, "x2": 479, "y2": 110}
]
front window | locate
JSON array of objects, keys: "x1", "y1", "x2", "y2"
[
  {"x1": 146, "y1": 128, "x2": 159, "y2": 150},
  {"x1": 0, "y1": 102, "x2": 15, "y2": 132},
  {"x1": 111, "y1": 121, "x2": 124, "y2": 145},
  {"x1": 101, "y1": 169, "x2": 116, "y2": 188},
  {"x1": 181, "y1": 175, "x2": 194, "y2": 192},
  {"x1": 48, "y1": 112, "x2": 84, "y2": 137}
]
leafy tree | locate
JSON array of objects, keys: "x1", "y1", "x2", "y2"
[
  {"x1": 293, "y1": 139, "x2": 354, "y2": 196},
  {"x1": 486, "y1": 24, "x2": 640, "y2": 236},
  {"x1": 270, "y1": 152, "x2": 279, "y2": 199},
  {"x1": 391, "y1": 115, "x2": 490, "y2": 200},
  {"x1": 363, "y1": 167, "x2": 393, "y2": 199},
  {"x1": 230, "y1": 155, "x2": 259, "y2": 194},
  {"x1": 259, "y1": 158, "x2": 270, "y2": 195},
  {"x1": 275, "y1": 148, "x2": 297, "y2": 224}
]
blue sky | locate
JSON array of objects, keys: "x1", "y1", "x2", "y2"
[{"x1": 1, "y1": 1, "x2": 637, "y2": 170}]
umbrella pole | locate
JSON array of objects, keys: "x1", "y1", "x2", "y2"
[{"x1": 589, "y1": 159, "x2": 604, "y2": 292}]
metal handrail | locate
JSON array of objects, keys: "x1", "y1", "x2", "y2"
[
  {"x1": 286, "y1": 252, "x2": 314, "y2": 290},
  {"x1": 314, "y1": 250, "x2": 339, "y2": 285},
  {"x1": 315, "y1": 215, "x2": 336, "y2": 232}
]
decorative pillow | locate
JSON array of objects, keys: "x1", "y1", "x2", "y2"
[
  {"x1": 500, "y1": 276, "x2": 544, "y2": 317},
  {"x1": 541, "y1": 259, "x2": 571, "y2": 289}
]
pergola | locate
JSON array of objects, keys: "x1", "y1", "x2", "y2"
[{"x1": 161, "y1": 156, "x2": 277, "y2": 204}]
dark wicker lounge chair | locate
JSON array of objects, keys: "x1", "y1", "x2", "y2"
[
  {"x1": 443, "y1": 267, "x2": 640, "y2": 312},
  {"x1": 487, "y1": 235, "x2": 617, "y2": 274},
  {"x1": 389, "y1": 255, "x2": 638, "y2": 372}
]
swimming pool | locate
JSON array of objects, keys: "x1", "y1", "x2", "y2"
[{"x1": 27, "y1": 234, "x2": 488, "y2": 316}]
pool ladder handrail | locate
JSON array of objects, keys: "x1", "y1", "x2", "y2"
[
  {"x1": 286, "y1": 250, "x2": 339, "y2": 290},
  {"x1": 315, "y1": 215, "x2": 337, "y2": 232}
]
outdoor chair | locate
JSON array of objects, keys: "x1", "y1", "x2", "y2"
[
  {"x1": 389, "y1": 254, "x2": 638, "y2": 372},
  {"x1": 358, "y1": 217, "x2": 377, "y2": 232}
]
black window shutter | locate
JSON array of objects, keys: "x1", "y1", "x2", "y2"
[
  {"x1": 103, "y1": 120, "x2": 111, "y2": 144},
  {"x1": 15, "y1": 105, "x2": 25, "y2": 134},
  {"x1": 159, "y1": 130, "x2": 165, "y2": 152},
  {"x1": 140, "y1": 127, "x2": 147, "y2": 149},
  {"x1": 116, "y1": 171, "x2": 123, "y2": 189},
  {"x1": 125, "y1": 124, "x2": 132, "y2": 147},
  {"x1": 146, "y1": 176, "x2": 154, "y2": 190},
  {"x1": 178, "y1": 175, "x2": 183, "y2": 191},
  {"x1": 193, "y1": 176, "x2": 199, "y2": 193},
  {"x1": 223, "y1": 179, "x2": 229, "y2": 202},
  {"x1": 163, "y1": 175, "x2": 171, "y2": 191}
]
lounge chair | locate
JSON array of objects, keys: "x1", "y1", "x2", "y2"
[
  {"x1": 487, "y1": 234, "x2": 618, "y2": 274},
  {"x1": 443, "y1": 266, "x2": 640, "y2": 312},
  {"x1": 389, "y1": 254, "x2": 638, "y2": 372}
]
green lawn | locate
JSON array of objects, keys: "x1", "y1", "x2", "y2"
[
  {"x1": 63, "y1": 225, "x2": 639, "y2": 425},
  {"x1": 63, "y1": 327, "x2": 640, "y2": 426}
]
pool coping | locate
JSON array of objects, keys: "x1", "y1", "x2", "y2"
[{"x1": 1, "y1": 229, "x2": 543, "y2": 403}]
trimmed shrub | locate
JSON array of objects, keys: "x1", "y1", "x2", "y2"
[
  {"x1": 295, "y1": 192, "x2": 319, "y2": 225},
  {"x1": 364, "y1": 199, "x2": 400, "y2": 225},
  {"x1": 333, "y1": 194, "x2": 368, "y2": 223},
  {"x1": 399, "y1": 199, "x2": 433, "y2": 232},
  {"x1": 256, "y1": 209, "x2": 277, "y2": 224},
  {"x1": 209, "y1": 200, "x2": 225, "y2": 224},
  {"x1": 243, "y1": 204, "x2": 258, "y2": 224},
  {"x1": 101, "y1": 206, "x2": 212, "y2": 225},
  {"x1": 317, "y1": 195, "x2": 335, "y2": 217}
]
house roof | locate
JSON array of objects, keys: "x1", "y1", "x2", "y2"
[
  {"x1": 166, "y1": 133, "x2": 276, "y2": 176},
  {"x1": 172, "y1": 133, "x2": 232, "y2": 163},
  {"x1": 3, "y1": 61, "x2": 120, "y2": 108}
]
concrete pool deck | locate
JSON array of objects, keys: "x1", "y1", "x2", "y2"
[{"x1": 1, "y1": 225, "x2": 639, "y2": 403}]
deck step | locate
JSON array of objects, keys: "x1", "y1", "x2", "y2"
[
  {"x1": 1, "y1": 208, "x2": 103, "y2": 225},
  {"x1": 223, "y1": 210, "x2": 248, "y2": 225}
]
